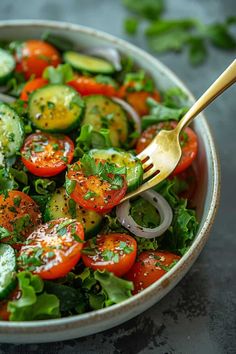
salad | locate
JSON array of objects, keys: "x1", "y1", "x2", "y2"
[{"x1": 0, "y1": 34, "x2": 198, "y2": 321}]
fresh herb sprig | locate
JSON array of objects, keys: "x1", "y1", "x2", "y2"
[
  {"x1": 122, "y1": 0, "x2": 236, "y2": 65},
  {"x1": 80, "y1": 154, "x2": 126, "y2": 190}
]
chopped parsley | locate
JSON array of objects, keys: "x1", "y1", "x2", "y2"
[
  {"x1": 102, "y1": 249, "x2": 119, "y2": 263},
  {"x1": 80, "y1": 154, "x2": 126, "y2": 191},
  {"x1": 84, "y1": 190, "x2": 97, "y2": 200},
  {"x1": 119, "y1": 241, "x2": 134, "y2": 254}
]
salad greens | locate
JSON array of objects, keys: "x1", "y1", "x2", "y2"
[{"x1": 0, "y1": 34, "x2": 199, "y2": 322}]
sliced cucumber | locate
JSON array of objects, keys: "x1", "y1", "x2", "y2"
[
  {"x1": 0, "y1": 49, "x2": 15, "y2": 84},
  {"x1": 63, "y1": 51, "x2": 115, "y2": 74},
  {"x1": 0, "y1": 103, "x2": 24, "y2": 158},
  {"x1": 82, "y1": 95, "x2": 128, "y2": 147},
  {"x1": 28, "y1": 84, "x2": 84, "y2": 133},
  {"x1": 0, "y1": 244, "x2": 16, "y2": 300},
  {"x1": 44, "y1": 187, "x2": 103, "y2": 238},
  {"x1": 90, "y1": 148, "x2": 143, "y2": 192}
]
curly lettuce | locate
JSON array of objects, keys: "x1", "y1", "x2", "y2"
[{"x1": 7, "y1": 272, "x2": 60, "y2": 321}]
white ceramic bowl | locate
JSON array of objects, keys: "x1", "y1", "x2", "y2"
[{"x1": 0, "y1": 20, "x2": 220, "y2": 344}]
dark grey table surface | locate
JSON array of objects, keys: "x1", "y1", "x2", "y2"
[{"x1": 0, "y1": 0, "x2": 235, "y2": 353}]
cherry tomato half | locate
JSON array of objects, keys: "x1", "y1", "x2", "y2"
[
  {"x1": 136, "y1": 121, "x2": 198, "y2": 175},
  {"x1": 82, "y1": 233, "x2": 137, "y2": 277},
  {"x1": 20, "y1": 78, "x2": 48, "y2": 101},
  {"x1": 21, "y1": 132, "x2": 74, "y2": 177},
  {"x1": 68, "y1": 76, "x2": 118, "y2": 97},
  {"x1": 67, "y1": 161, "x2": 127, "y2": 213},
  {"x1": 15, "y1": 40, "x2": 61, "y2": 79},
  {"x1": 125, "y1": 251, "x2": 180, "y2": 294},
  {"x1": 119, "y1": 82, "x2": 161, "y2": 116},
  {"x1": 0, "y1": 191, "x2": 42, "y2": 248},
  {"x1": 18, "y1": 218, "x2": 84, "y2": 279}
]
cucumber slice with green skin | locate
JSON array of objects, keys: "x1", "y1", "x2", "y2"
[
  {"x1": 82, "y1": 95, "x2": 128, "y2": 147},
  {"x1": 0, "y1": 244, "x2": 16, "y2": 300},
  {"x1": 0, "y1": 49, "x2": 15, "y2": 84},
  {"x1": 63, "y1": 51, "x2": 115, "y2": 74},
  {"x1": 0, "y1": 103, "x2": 24, "y2": 158},
  {"x1": 28, "y1": 84, "x2": 84, "y2": 133},
  {"x1": 44, "y1": 187, "x2": 103, "y2": 239},
  {"x1": 90, "y1": 148, "x2": 143, "y2": 192}
]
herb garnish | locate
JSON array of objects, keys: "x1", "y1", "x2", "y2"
[
  {"x1": 80, "y1": 154, "x2": 126, "y2": 191},
  {"x1": 122, "y1": 0, "x2": 236, "y2": 65}
]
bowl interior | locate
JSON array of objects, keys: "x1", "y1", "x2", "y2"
[{"x1": 0, "y1": 21, "x2": 219, "y2": 343}]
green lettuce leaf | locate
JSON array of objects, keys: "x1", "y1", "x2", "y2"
[
  {"x1": 44, "y1": 281, "x2": 84, "y2": 313},
  {"x1": 8, "y1": 272, "x2": 60, "y2": 321},
  {"x1": 130, "y1": 197, "x2": 160, "y2": 228},
  {"x1": 141, "y1": 97, "x2": 188, "y2": 129},
  {"x1": 74, "y1": 124, "x2": 112, "y2": 157},
  {"x1": 155, "y1": 179, "x2": 198, "y2": 255},
  {"x1": 94, "y1": 270, "x2": 133, "y2": 304}
]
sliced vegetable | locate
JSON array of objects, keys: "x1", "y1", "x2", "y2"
[
  {"x1": 0, "y1": 190, "x2": 42, "y2": 247},
  {"x1": 15, "y1": 40, "x2": 61, "y2": 79},
  {"x1": 68, "y1": 76, "x2": 117, "y2": 97},
  {"x1": 67, "y1": 156, "x2": 127, "y2": 213},
  {"x1": 28, "y1": 84, "x2": 84, "y2": 132},
  {"x1": 0, "y1": 103, "x2": 24, "y2": 158},
  {"x1": 125, "y1": 251, "x2": 180, "y2": 294},
  {"x1": 18, "y1": 218, "x2": 84, "y2": 279},
  {"x1": 64, "y1": 51, "x2": 115, "y2": 74},
  {"x1": 136, "y1": 121, "x2": 198, "y2": 174},
  {"x1": 44, "y1": 187, "x2": 103, "y2": 238},
  {"x1": 21, "y1": 132, "x2": 74, "y2": 177},
  {"x1": 82, "y1": 95, "x2": 128, "y2": 147},
  {"x1": 116, "y1": 189, "x2": 173, "y2": 238},
  {"x1": 20, "y1": 78, "x2": 48, "y2": 101},
  {"x1": 89, "y1": 148, "x2": 143, "y2": 192},
  {"x1": 112, "y1": 97, "x2": 141, "y2": 134},
  {"x1": 0, "y1": 244, "x2": 16, "y2": 300},
  {"x1": 85, "y1": 47, "x2": 121, "y2": 71},
  {"x1": 119, "y1": 75, "x2": 161, "y2": 116},
  {"x1": 82, "y1": 233, "x2": 137, "y2": 276},
  {"x1": 0, "y1": 49, "x2": 15, "y2": 84}
]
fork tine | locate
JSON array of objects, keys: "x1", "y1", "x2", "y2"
[
  {"x1": 120, "y1": 169, "x2": 167, "y2": 203},
  {"x1": 137, "y1": 151, "x2": 149, "y2": 162},
  {"x1": 143, "y1": 166, "x2": 158, "y2": 180},
  {"x1": 142, "y1": 160, "x2": 153, "y2": 171}
]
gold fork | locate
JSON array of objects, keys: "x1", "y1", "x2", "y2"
[{"x1": 121, "y1": 59, "x2": 236, "y2": 203}]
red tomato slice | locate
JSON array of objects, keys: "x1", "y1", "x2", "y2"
[
  {"x1": 20, "y1": 78, "x2": 48, "y2": 101},
  {"x1": 118, "y1": 82, "x2": 161, "y2": 116},
  {"x1": 0, "y1": 301, "x2": 9, "y2": 321},
  {"x1": 136, "y1": 121, "x2": 198, "y2": 174},
  {"x1": 0, "y1": 191, "x2": 42, "y2": 248},
  {"x1": 125, "y1": 251, "x2": 180, "y2": 294},
  {"x1": 18, "y1": 218, "x2": 84, "y2": 279},
  {"x1": 67, "y1": 161, "x2": 127, "y2": 213},
  {"x1": 21, "y1": 132, "x2": 74, "y2": 177},
  {"x1": 68, "y1": 76, "x2": 118, "y2": 97},
  {"x1": 82, "y1": 233, "x2": 137, "y2": 277},
  {"x1": 15, "y1": 40, "x2": 61, "y2": 79}
]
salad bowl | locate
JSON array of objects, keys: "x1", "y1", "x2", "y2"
[{"x1": 0, "y1": 20, "x2": 220, "y2": 343}]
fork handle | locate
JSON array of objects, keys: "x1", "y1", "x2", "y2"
[{"x1": 176, "y1": 59, "x2": 236, "y2": 133}]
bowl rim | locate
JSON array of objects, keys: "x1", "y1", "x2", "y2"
[{"x1": 0, "y1": 19, "x2": 220, "y2": 332}]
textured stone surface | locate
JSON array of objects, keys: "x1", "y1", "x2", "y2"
[{"x1": 0, "y1": 0, "x2": 236, "y2": 353}]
